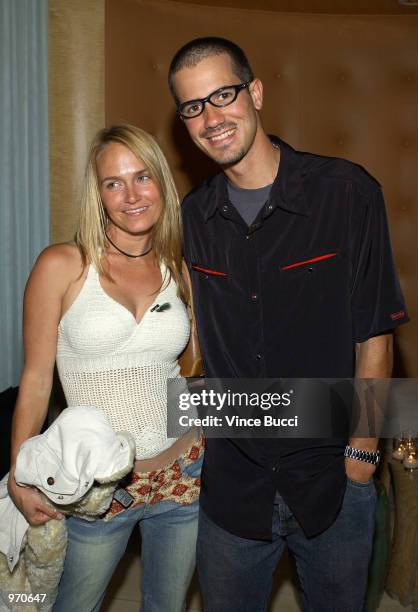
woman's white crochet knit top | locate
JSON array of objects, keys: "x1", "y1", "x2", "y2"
[{"x1": 56, "y1": 263, "x2": 190, "y2": 459}]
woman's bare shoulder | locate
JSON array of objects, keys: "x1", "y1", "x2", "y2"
[
  {"x1": 35, "y1": 243, "x2": 84, "y2": 273},
  {"x1": 28, "y1": 243, "x2": 86, "y2": 292}
]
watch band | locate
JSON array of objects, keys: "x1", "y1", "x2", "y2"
[{"x1": 344, "y1": 445, "x2": 380, "y2": 466}]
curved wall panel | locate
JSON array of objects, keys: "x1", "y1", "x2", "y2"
[{"x1": 49, "y1": 0, "x2": 105, "y2": 244}]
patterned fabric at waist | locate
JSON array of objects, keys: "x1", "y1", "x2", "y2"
[{"x1": 105, "y1": 434, "x2": 205, "y2": 520}]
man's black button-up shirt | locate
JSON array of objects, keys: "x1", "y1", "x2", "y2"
[{"x1": 182, "y1": 136, "x2": 408, "y2": 539}]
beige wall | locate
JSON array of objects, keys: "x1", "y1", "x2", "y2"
[
  {"x1": 105, "y1": 0, "x2": 418, "y2": 376},
  {"x1": 171, "y1": 0, "x2": 418, "y2": 13},
  {"x1": 49, "y1": 0, "x2": 105, "y2": 243}
]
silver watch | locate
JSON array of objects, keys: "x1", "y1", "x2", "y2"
[{"x1": 344, "y1": 445, "x2": 380, "y2": 466}]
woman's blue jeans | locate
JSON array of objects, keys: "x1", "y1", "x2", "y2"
[
  {"x1": 53, "y1": 455, "x2": 202, "y2": 612},
  {"x1": 197, "y1": 478, "x2": 377, "y2": 612}
]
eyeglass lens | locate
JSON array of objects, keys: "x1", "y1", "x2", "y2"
[{"x1": 180, "y1": 83, "x2": 248, "y2": 119}]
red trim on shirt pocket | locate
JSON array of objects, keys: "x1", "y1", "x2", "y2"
[
  {"x1": 192, "y1": 265, "x2": 227, "y2": 277},
  {"x1": 281, "y1": 253, "x2": 338, "y2": 271},
  {"x1": 390, "y1": 310, "x2": 405, "y2": 321}
]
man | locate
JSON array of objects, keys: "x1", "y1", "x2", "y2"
[{"x1": 168, "y1": 37, "x2": 408, "y2": 611}]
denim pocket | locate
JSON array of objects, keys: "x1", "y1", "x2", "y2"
[
  {"x1": 179, "y1": 454, "x2": 204, "y2": 480},
  {"x1": 347, "y1": 476, "x2": 376, "y2": 496},
  {"x1": 346, "y1": 477, "x2": 376, "y2": 491}
]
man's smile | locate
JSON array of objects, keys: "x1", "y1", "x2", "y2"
[{"x1": 207, "y1": 128, "x2": 236, "y2": 143}]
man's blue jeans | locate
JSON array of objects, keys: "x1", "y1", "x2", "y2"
[{"x1": 197, "y1": 478, "x2": 377, "y2": 612}]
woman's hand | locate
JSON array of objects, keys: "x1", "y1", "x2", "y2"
[{"x1": 7, "y1": 472, "x2": 63, "y2": 526}]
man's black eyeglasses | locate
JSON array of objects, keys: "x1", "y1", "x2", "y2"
[{"x1": 177, "y1": 82, "x2": 250, "y2": 120}]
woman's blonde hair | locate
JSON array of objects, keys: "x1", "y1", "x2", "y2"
[{"x1": 75, "y1": 124, "x2": 187, "y2": 302}]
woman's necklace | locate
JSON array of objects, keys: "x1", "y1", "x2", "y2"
[{"x1": 105, "y1": 233, "x2": 152, "y2": 259}]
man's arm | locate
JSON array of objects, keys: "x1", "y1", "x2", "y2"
[{"x1": 345, "y1": 333, "x2": 393, "y2": 483}]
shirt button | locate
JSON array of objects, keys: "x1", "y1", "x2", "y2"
[
  {"x1": 222, "y1": 205, "x2": 229, "y2": 213},
  {"x1": 251, "y1": 293, "x2": 258, "y2": 301},
  {"x1": 47, "y1": 477, "x2": 55, "y2": 485},
  {"x1": 267, "y1": 204, "x2": 273, "y2": 211},
  {"x1": 245, "y1": 234, "x2": 250, "y2": 240},
  {"x1": 256, "y1": 353, "x2": 263, "y2": 360},
  {"x1": 272, "y1": 466, "x2": 277, "y2": 472}
]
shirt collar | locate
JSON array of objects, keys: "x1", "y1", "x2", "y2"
[{"x1": 204, "y1": 135, "x2": 310, "y2": 222}]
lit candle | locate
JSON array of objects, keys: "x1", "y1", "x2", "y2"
[
  {"x1": 403, "y1": 453, "x2": 418, "y2": 470},
  {"x1": 392, "y1": 444, "x2": 406, "y2": 460}
]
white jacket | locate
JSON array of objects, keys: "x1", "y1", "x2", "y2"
[{"x1": 0, "y1": 405, "x2": 135, "y2": 571}]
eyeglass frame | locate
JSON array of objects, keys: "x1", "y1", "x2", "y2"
[{"x1": 177, "y1": 81, "x2": 251, "y2": 120}]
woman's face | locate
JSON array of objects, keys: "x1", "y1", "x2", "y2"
[{"x1": 97, "y1": 142, "x2": 163, "y2": 237}]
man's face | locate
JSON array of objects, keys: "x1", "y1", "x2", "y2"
[{"x1": 172, "y1": 54, "x2": 263, "y2": 167}]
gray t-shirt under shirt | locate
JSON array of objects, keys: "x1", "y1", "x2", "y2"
[{"x1": 227, "y1": 181, "x2": 273, "y2": 226}]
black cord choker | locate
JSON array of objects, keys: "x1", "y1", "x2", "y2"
[{"x1": 106, "y1": 233, "x2": 152, "y2": 258}]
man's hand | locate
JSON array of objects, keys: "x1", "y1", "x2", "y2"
[{"x1": 345, "y1": 457, "x2": 376, "y2": 483}]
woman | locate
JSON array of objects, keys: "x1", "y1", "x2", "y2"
[{"x1": 8, "y1": 125, "x2": 203, "y2": 612}]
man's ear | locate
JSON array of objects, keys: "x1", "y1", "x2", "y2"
[{"x1": 249, "y1": 79, "x2": 263, "y2": 111}]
